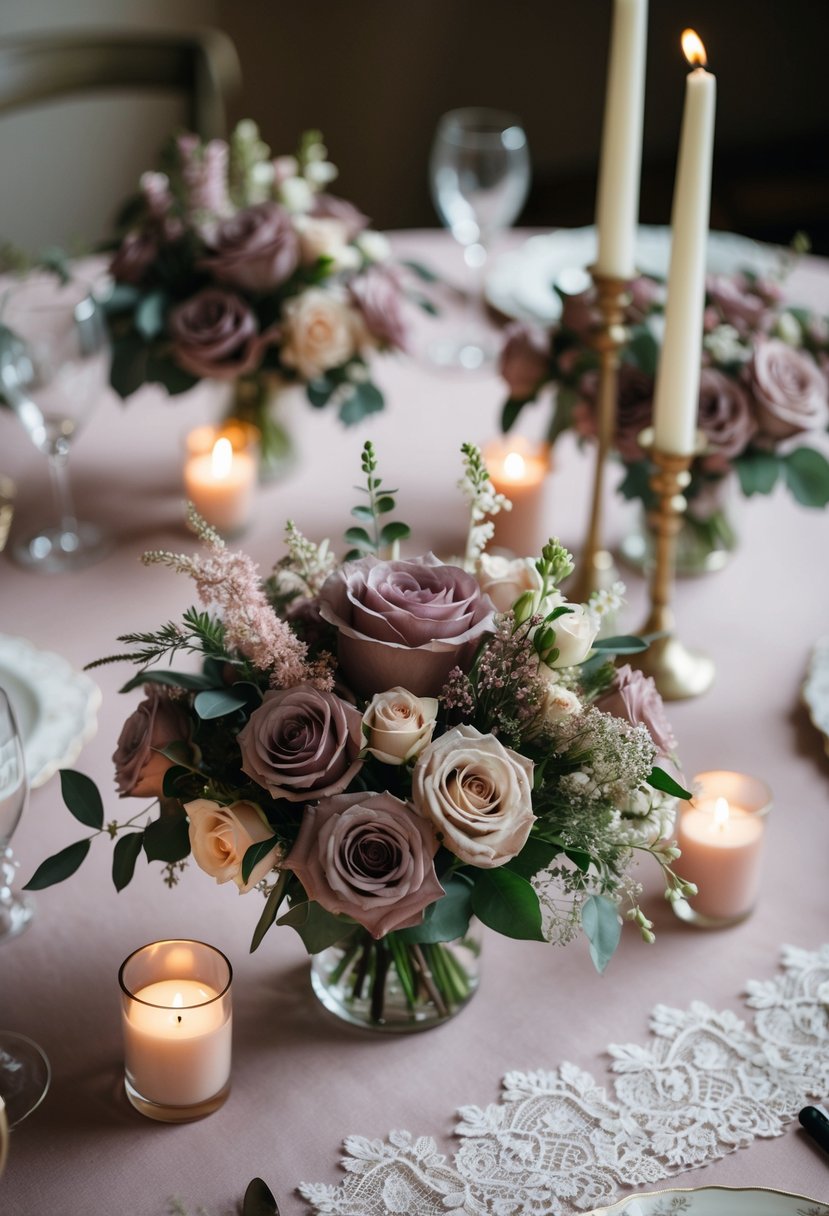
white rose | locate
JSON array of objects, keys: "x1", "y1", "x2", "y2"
[
  {"x1": 281, "y1": 288, "x2": 361, "y2": 379},
  {"x1": 527, "y1": 670, "x2": 581, "y2": 738},
  {"x1": 412, "y1": 724, "x2": 534, "y2": 867},
  {"x1": 361, "y1": 687, "x2": 439, "y2": 764},
  {"x1": 476, "y1": 554, "x2": 543, "y2": 613},
  {"x1": 278, "y1": 175, "x2": 314, "y2": 213},
  {"x1": 356, "y1": 230, "x2": 392, "y2": 263},
  {"x1": 185, "y1": 798, "x2": 280, "y2": 893},
  {"x1": 545, "y1": 603, "x2": 599, "y2": 668},
  {"x1": 294, "y1": 215, "x2": 358, "y2": 270},
  {"x1": 774, "y1": 311, "x2": 803, "y2": 348}
]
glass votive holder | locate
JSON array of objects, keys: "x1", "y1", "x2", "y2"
[
  {"x1": 183, "y1": 419, "x2": 260, "y2": 537},
  {"x1": 119, "y1": 939, "x2": 232, "y2": 1123},
  {"x1": 672, "y1": 770, "x2": 773, "y2": 929}
]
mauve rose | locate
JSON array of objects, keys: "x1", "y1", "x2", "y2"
[
  {"x1": 310, "y1": 193, "x2": 370, "y2": 240},
  {"x1": 575, "y1": 365, "x2": 654, "y2": 462},
  {"x1": 349, "y1": 266, "x2": 409, "y2": 351},
  {"x1": 237, "y1": 684, "x2": 363, "y2": 802},
  {"x1": 109, "y1": 230, "x2": 159, "y2": 285},
  {"x1": 280, "y1": 288, "x2": 361, "y2": 380},
  {"x1": 412, "y1": 724, "x2": 534, "y2": 868},
  {"x1": 317, "y1": 553, "x2": 496, "y2": 699},
  {"x1": 168, "y1": 288, "x2": 262, "y2": 379},
  {"x1": 186, "y1": 798, "x2": 281, "y2": 893},
  {"x1": 499, "y1": 321, "x2": 550, "y2": 399},
  {"x1": 697, "y1": 367, "x2": 757, "y2": 458},
  {"x1": 594, "y1": 664, "x2": 676, "y2": 756},
  {"x1": 201, "y1": 202, "x2": 299, "y2": 292},
  {"x1": 113, "y1": 687, "x2": 190, "y2": 798},
  {"x1": 748, "y1": 338, "x2": 829, "y2": 442},
  {"x1": 707, "y1": 273, "x2": 772, "y2": 337},
  {"x1": 283, "y1": 790, "x2": 443, "y2": 938}
]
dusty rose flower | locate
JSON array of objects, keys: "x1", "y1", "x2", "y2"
[
  {"x1": 748, "y1": 338, "x2": 829, "y2": 442},
  {"x1": 543, "y1": 603, "x2": 598, "y2": 668},
  {"x1": 560, "y1": 287, "x2": 598, "y2": 340},
  {"x1": 707, "y1": 273, "x2": 772, "y2": 337},
  {"x1": 697, "y1": 367, "x2": 757, "y2": 458},
  {"x1": 575, "y1": 365, "x2": 654, "y2": 462},
  {"x1": 280, "y1": 288, "x2": 361, "y2": 379},
  {"x1": 201, "y1": 201, "x2": 300, "y2": 292},
  {"x1": 237, "y1": 685, "x2": 362, "y2": 802},
  {"x1": 412, "y1": 724, "x2": 534, "y2": 867},
  {"x1": 318, "y1": 553, "x2": 496, "y2": 699},
  {"x1": 109, "y1": 230, "x2": 159, "y2": 285},
  {"x1": 349, "y1": 265, "x2": 409, "y2": 351},
  {"x1": 186, "y1": 798, "x2": 280, "y2": 893},
  {"x1": 361, "y1": 688, "x2": 438, "y2": 764},
  {"x1": 283, "y1": 790, "x2": 443, "y2": 938},
  {"x1": 113, "y1": 687, "x2": 190, "y2": 798},
  {"x1": 310, "y1": 193, "x2": 370, "y2": 240},
  {"x1": 499, "y1": 321, "x2": 550, "y2": 399},
  {"x1": 168, "y1": 288, "x2": 261, "y2": 379},
  {"x1": 476, "y1": 553, "x2": 543, "y2": 613},
  {"x1": 594, "y1": 663, "x2": 676, "y2": 756}
]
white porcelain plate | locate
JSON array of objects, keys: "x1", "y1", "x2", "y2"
[
  {"x1": 589, "y1": 1184, "x2": 829, "y2": 1215},
  {"x1": 0, "y1": 634, "x2": 101, "y2": 788},
  {"x1": 803, "y1": 636, "x2": 829, "y2": 758},
  {"x1": 486, "y1": 225, "x2": 784, "y2": 324}
]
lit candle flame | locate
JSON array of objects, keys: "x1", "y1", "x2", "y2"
[
  {"x1": 211, "y1": 436, "x2": 233, "y2": 480},
  {"x1": 503, "y1": 451, "x2": 527, "y2": 481},
  {"x1": 713, "y1": 796, "x2": 730, "y2": 830},
  {"x1": 681, "y1": 29, "x2": 707, "y2": 68}
]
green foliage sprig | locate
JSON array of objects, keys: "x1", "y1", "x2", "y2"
[{"x1": 343, "y1": 440, "x2": 411, "y2": 559}]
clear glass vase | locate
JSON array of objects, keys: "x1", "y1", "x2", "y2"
[
  {"x1": 310, "y1": 923, "x2": 482, "y2": 1033},
  {"x1": 620, "y1": 476, "x2": 739, "y2": 577},
  {"x1": 228, "y1": 374, "x2": 297, "y2": 482}
]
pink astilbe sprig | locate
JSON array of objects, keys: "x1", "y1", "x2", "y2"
[{"x1": 142, "y1": 506, "x2": 333, "y2": 691}]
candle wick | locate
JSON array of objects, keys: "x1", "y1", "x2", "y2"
[{"x1": 177, "y1": 1015, "x2": 182, "y2": 1024}]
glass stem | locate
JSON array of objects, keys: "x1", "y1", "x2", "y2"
[
  {"x1": 46, "y1": 449, "x2": 79, "y2": 540},
  {"x1": 463, "y1": 241, "x2": 488, "y2": 336}
]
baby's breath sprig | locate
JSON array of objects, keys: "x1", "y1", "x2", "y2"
[{"x1": 458, "y1": 441, "x2": 511, "y2": 571}]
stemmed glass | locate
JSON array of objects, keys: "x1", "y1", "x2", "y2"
[
  {"x1": 0, "y1": 687, "x2": 51, "y2": 1132},
  {"x1": 428, "y1": 107, "x2": 531, "y2": 369},
  {"x1": 0, "y1": 273, "x2": 110, "y2": 572}
]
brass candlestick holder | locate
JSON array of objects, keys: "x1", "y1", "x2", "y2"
[
  {"x1": 633, "y1": 427, "x2": 715, "y2": 700},
  {"x1": 569, "y1": 270, "x2": 629, "y2": 604}
]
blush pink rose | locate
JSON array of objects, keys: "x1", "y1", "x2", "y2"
[
  {"x1": 186, "y1": 797, "x2": 281, "y2": 893},
  {"x1": 168, "y1": 288, "x2": 262, "y2": 379},
  {"x1": 594, "y1": 663, "x2": 676, "y2": 756},
  {"x1": 280, "y1": 288, "x2": 361, "y2": 380},
  {"x1": 412, "y1": 724, "x2": 535, "y2": 867},
  {"x1": 201, "y1": 201, "x2": 300, "y2": 292},
  {"x1": 498, "y1": 321, "x2": 550, "y2": 400},
  {"x1": 317, "y1": 553, "x2": 496, "y2": 699},
  {"x1": 283, "y1": 790, "x2": 444, "y2": 938},
  {"x1": 112, "y1": 687, "x2": 190, "y2": 798},
  {"x1": 747, "y1": 338, "x2": 829, "y2": 443},
  {"x1": 237, "y1": 684, "x2": 363, "y2": 802},
  {"x1": 697, "y1": 367, "x2": 757, "y2": 458}
]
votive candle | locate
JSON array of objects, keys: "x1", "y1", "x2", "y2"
[
  {"x1": 483, "y1": 438, "x2": 550, "y2": 557},
  {"x1": 674, "y1": 770, "x2": 772, "y2": 927},
  {"x1": 183, "y1": 420, "x2": 259, "y2": 535},
  {"x1": 119, "y1": 939, "x2": 232, "y2": 1122}
]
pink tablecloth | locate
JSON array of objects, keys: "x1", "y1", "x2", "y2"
[{"x1": 1, "y1": 231, "x2": 829, "y2": 1214}]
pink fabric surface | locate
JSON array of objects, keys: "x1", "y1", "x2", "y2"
[{"x1": 1, "y1": 230, "x2": 828, "y2": 1214}]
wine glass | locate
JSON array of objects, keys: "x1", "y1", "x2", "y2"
[
  {"x1": 0, "y1": 272, "x2": 110, "y2": 572},
  {"x1": 0, "y1": 689, "x2": 51, "y2": 1133},
  {"x1": 429, "y1": 107, "x2": 530, "y2": 369}
]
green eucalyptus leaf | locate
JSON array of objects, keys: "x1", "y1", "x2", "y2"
[
  {"x1": 374, "y1": 494, "x2": 396, "y2": 514},
  {"x1": 625, "y1": 328, "x2": 660, "y2": 377},
  {"x1": 471, "y1": 869, "x2": 545, "y2": 941},
  {"x1": 112, "y1": 831, "x2": 145, "y2": 892},
  {"x1": 590, "y1": 635, "x2": 649, "y2": 654},
  {"x1": 144, "y1": 350, "x2": 198, "y2": 396},
  {"x1": 397, "y1": 875, "x2": 473, "y2": 944},
  {"x1": 59, "y1": 769, "x2": 104, "y2": 829},
  {"x1": 306, "y1": 376, "x2": 334, "y2": 407},
  {"x1": 581, "y1": 894, "x2": 621, "y2": 973},
  {"x1": 241, "y1": 835, "x2": 281, "y2": 885},
  {"x1": 193, "y1": 689, "x2": 247, "y2": 719},
  {"x1": 134, "y1": 290, "x2": 167, "y2": 339},
  {"x1": 379, "y1": 521, "x2": 411, "y2": 546},
  {"x1": 143, "y1": 812, "x2": 191, "y2": 864},
  {"x1": 109, "y1": 332, "x2": 149, "y2": 399},
  {"x1": 649, "y1": 766, "x2": 692, "y2": 800},
  {"x1": 564, "y1": 848, "x2": 591, "y2": 874},
  {"x1": 401, "y1": 258, "x2": 439, "y2": 283},
  {"x1": 735, "y1": 448, "x2": 780, "y2": 497},
  {"x1": 24, "y1": 839, "x2": 90, "y2": 890},
  {"x1": 250, "y1": 871, "x2": 290, "y2": 953},
  {"x1": 350, "y1": 504, "x2": 375, "y2": 522},
  {"x1": 782, "y1": 447, "x2": 829, "y2": 507},
  {"x1": 338, "y1": 381, "x2": 384, "y2": 426},
  {"x1": 501, "y1": 397, "x2": 530, "y2": 431},
  {"x1": 276, "y1": 899, "x2": 355, "y2": 954}
]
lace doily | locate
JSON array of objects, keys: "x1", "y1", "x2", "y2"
[{"x1": 298, "y1": 943, "x2": 829, "y2": 1215}]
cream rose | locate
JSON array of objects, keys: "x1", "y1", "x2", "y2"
[
  {"x1": 544, "y1": 603, "x2": 598, "y2": 668},
  {"x1": 412, "y1": 724, "x2": 534, "y2": 867},
  {"x1": 476, "y1": 554, "x2": 543, "y2": 614},
  {"x1": 281, "y1": 288, "x2": 361, "y2": 380},
  {"x1": 186, "y1": 798, "x2": 280, "y2": 893},
  {"x1": 294, "y1": 215, "x2": 359, "y2": 270},
  {"x1": 362, "y1": 687, "x2": 438, "y2": 765},
  {"x1": 527, "y1": 670, "x2": 582, "y2": 738}
]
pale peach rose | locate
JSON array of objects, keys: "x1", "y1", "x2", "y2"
[
  {"x1": 185, "y1": 798, "x2": 281, "y2": 893},
  {"x1": 280, "y1": 288, "x2": 361, "y2": 379},
  {"x1": 412, "y1": 724, "x2": 534, "y2": 867},
  {"x1": 293, "y1": 215, "x2": 355, "y2": 268},
  {"x1": 544, "y1": 603, "x2": 598, "y2": 668},
  {"x1": 361, "y1": 687, "x2": 438, "y2": 765},
  {"x1": 476, "y1": 553, "x2": 542, "y2": 613},
  {"x1": 527, "y1": 671, "x2": 582, "y2": 737}
]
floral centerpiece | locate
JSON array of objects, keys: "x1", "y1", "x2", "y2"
[
  {"x1": 105, "y1": 123, "x2": 422, "y2": 467},
  {"x1": 500, "y1": 261, "x2": 829, "y2": 567},
  {"x1": 27, "y1": 443, "x2": 693, "y2": 1031}
]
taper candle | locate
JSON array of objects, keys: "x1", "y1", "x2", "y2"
[
  {"x1": 595, "y1": 0, "x2": 648, "y2": 279},
  {"x1": 652, "y1": 30, "x2": 717, "y2": 455}
]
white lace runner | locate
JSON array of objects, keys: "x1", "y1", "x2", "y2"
[{"x1": 298, "y1": 944, "x2": 829, "y2": 1214}]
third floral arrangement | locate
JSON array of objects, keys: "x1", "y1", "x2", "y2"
[
  {"x1": 499, "y1": 262, "x2": 829, "y2": 517},
  {"x1": 28, "y1": 443, "x2": 693, "y2": 1022}
]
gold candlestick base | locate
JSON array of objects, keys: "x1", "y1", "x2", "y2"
[
  {"x1": 570, "y1": 270, "x2": 629, "y2": 603},
  {"x1": 632, "y1": 428, "x2": 715, "y2": 701}
]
